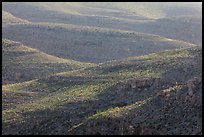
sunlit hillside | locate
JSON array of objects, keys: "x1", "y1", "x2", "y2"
[
  {"x1": 2, "y1": 2, "x2": 202, "y2": 135},
  {"x1": 2, "y1": 46, "x2": 202, "y2": 135}
]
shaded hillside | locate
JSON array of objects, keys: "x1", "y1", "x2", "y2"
[
  {"x1": 130, "y1": 16, "x2": 202, "y2": 46},
  {"x1": 85, "y1": 2, "x2": 201, "y2": 19},
  {"x1": 2, "y1": 39, "x2": 95, "y2": 84},
  {"x1": 3, "y1": 2, "x2": 201, "y2": 21},
  {"x1": 2, "y1": 22, "x2": 195, "y2": 63},
  {"x1": 2, "y1": 46, "x2": 202, "y2": 135},
  {"x1": 71, "y1": 75, "x2": 202, "y2": 135},
  {"x1": 2, "y1": 2, "x2": 202, "y2": 45}
]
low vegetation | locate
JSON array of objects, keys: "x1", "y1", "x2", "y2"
[
  {"x1": 2, "y1": 46, "x2": 202, "y2": 135},
  {"x1": 2, "y1": 2, "x2": 202, "y2": 135},
  {"x1": 2, "y1": 39, "x2": 95, "y2": 84}
]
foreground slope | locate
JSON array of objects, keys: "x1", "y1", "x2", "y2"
[
  {"x1": 2, "y1": 39, "x2": 94, "y2": 84},
  {"x1": 2, "y1": 46, "x2": 202, "y2": 135}
]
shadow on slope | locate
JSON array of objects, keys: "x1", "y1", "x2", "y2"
[
  {"x1": 2, "y1": 46, "x2": 202, "y2": 135},
  {"x1": 2, "y1": 39, "x2": 94, "y2": 84}
]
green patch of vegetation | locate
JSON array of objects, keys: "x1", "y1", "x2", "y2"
[
  {"x1": 88, "y1": 98, "x2": 151, "y2": 120},
  {"x1": 88, "y1": 107, "x2": 125, "y2": 119},
  {"x1": 68, "y1": 122, "x2": 85, "y2": 132},
  {"x1": 3, "y1": 80, "x2": 37, "y2": 91},
  {"x1": 2, "y1": 82, "x2": 114, "y2": 123},
  {"x1": 104, "y1": 69, "x2": 162, "y2": 79},
  {"x1": 143, "y1": 48, "x2": 193, "y2": 60},
  {"x1": 2, "y1": 109, "x2": 19, "y2": 123}
]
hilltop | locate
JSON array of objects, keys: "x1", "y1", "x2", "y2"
[{"x1": 2, "y1": 46, "x2": 202, "y2": 135}]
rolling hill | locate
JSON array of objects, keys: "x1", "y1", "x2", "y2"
[
  {"x1": 2, "y1": 46, "x2": 202, "y2": 135},
  {"x1": 129, "y1": 16, "x2": 202, "y2": 46},
  {"x1": 3, "y1": 2, "x2": 201, "y2": 20},
  {"x1": 2, "y1": 2, "x2": 202, "y2": 135},
  {"x1": 2, "y1": 39, "x2": 95, "y2": 84},
  {"x1": 3, "y1": 2, "x2": 202, "y2": 46},
  {"x1": 2, "y1": 22, "x2": 196, "y2": 63}
]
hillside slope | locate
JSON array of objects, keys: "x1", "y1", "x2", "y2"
[
  {"x1": 2, "y1": 23, "x2": 196, "y2": 63},
  {"x1": 2, "y1": 39, "x2": 95, "y2": 84},
  {"x1": 2, "y1": 46, "x2": 202, "y2": 135},
  {"x1": 2, "y1": 10, "x2": 30, "y2": 24},
  {"x1": 3, "y1": 2, "x2": 201, "y2": 46},
  {"x1": 3, "y1": 2, "x2": 201, "y2": 20}
]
